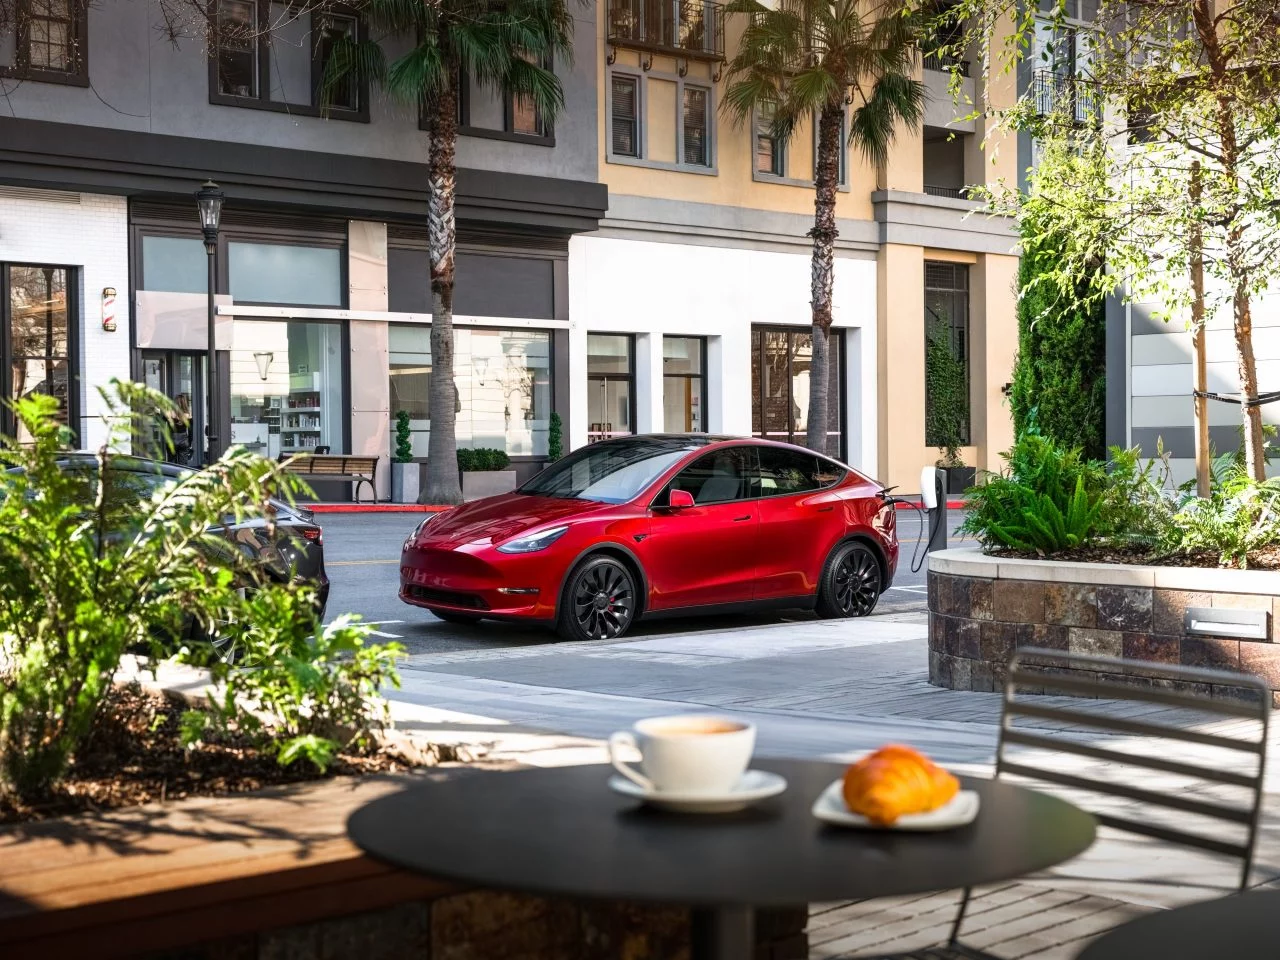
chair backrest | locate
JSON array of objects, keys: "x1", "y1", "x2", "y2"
[{"x1": 998, "y1": 648, "x2": 1270, "y2": 891}]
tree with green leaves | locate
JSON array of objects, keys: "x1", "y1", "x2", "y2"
[
  {"x1": 940, "y1": 0, "x2": 1280, "y2": 481},
  {"x1": 722, "y1": 0, "x2": 924, "y2": 455},
  {"x1": 323, "y1": 0, "x2": 576, "y2": 502}
]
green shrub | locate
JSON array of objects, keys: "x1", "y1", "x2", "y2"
[
  {"x1": 393, "y1": 410, "x2": 413, "y2": 464},
  {"x1": 457, "y1": 448, "x2": 510, "y2": 472},
  {"x1": 1161, "y1": 466, "x2": 1280, "y2": 569},
  {"x1": 962, "y1": 433, "x2": 1108, "y2": 554},
  {"x1": 548, "y1": 411, "x2": 564, "y2": 461}
]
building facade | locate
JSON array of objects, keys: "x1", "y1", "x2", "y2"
[{"x1": 0, "y1": 1, "x2": 1020, "y2": 497}]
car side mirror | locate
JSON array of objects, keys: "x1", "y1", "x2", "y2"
[{"x1": 668, "y1": 489, "x2": 695, "y2": 510}]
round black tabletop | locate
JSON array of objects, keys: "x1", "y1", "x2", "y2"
[
  {"x1": 347, "y1": 758, "x2": 1095, "y2": 907},
  {"x1": 1077, "y1": 889, "x2": 1280, "y2": 960}
]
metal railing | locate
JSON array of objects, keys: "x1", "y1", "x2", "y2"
[
  {"x1": 923, "y1": 184, "x2": 973, "y2": 199},
  {"x1": 923, "y1": 51, "x2": 970, "y2": 76},
  {"x1": 607, "y1": 0, "x2": 726, "y2": 60},
  {"x1": 1030, "y1": 69, "x2": 1100, "y2": 125}
]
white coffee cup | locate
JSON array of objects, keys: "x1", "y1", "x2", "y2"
[{"x1": 608, "y1": 714, "x2": 756, "y2": 795}]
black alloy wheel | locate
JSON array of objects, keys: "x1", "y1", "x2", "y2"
[
  {"x1": 559, "y1": 556, "x2": 637, "y2": 642},
  {"x1": 816, "y1": 541, "x2": 882, "y2": 619}
]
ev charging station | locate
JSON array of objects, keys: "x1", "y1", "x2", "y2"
[{"x1": 920, "y1": 466, "x2": 948, "y2": 554}]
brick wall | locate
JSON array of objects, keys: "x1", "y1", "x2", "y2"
[
  {"x1": 0, "y1": 188, "x2": 131, "y2": 448},
  {"x1": 928, "y1": 569, "x2": 1280, "y2": 704}
]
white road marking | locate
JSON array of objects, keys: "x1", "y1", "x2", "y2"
[{"x1": 887, "y1": 585, "x2": 929, "y2": 593}]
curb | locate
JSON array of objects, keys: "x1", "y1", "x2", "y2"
[
  {"x1": 893, "y1": 499, "x2": 968, "y2": 511},
  {"x1": 304, "y1": 503, "x2": 453, "y2": 514}
]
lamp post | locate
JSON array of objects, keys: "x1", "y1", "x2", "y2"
[{"x1": 195, "y1": 180, "x2": 224, "y2": 464}]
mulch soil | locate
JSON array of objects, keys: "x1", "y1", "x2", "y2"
[
  {"x1": 988, "y1": 544, "x2": 1280, "y2": 570},
  {"x1": 0, "y1": 684, "x2": 414, "y2": 825}
]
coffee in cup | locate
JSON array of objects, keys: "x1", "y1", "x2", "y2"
[{"x1": 609, "y1": 714, "x2": 755, "y2": 795}]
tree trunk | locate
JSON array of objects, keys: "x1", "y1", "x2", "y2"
[
  {"x1": 421, "y1": 68, "x2": 463, "y2": 505},
  {"x1": 806, "y1": 104, "x2": 843, "y2": 455},
  {"x1": 1234, "y1": 284, "x2": 1267, "y2": 480},
  {"x1": 1190, "y1": 161, "x2": 1210, "y2": 497}
]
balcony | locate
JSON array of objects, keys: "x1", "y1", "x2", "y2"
[
  {"x1": 923, "y1": 51, "x2": 970, "y2": 77},
  {"x1": 1031, "y1": 69, "x2": 1101, "y2": 126},
  {"x1": 607, "y1": 0, "x2": 726, "y2": 62}
]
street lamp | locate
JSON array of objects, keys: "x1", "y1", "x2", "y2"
[{"x1": 195, "y1": 180, "x2": 224, "y2": 463}]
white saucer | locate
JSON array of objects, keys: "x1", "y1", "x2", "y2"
[
  {"x1": 811, "y1": 779, "x2": 980, "y2": 830},
  {"x1": 609, "y1": 769, "x2": 788, "y2": 813}
]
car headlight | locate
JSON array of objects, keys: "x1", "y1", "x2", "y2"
[
  {"x1": 412, "y1": 514, "x2": 437, "y2": 538},
  {"x1": 497, "y1": 525, "x2": 569, "y2": 554}
]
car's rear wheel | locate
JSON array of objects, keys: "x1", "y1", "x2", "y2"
[
  {"x1": 816, "y1": 541, "x2": 882, "y2": 619},
  {"x1": 558, "y1": 555, "x2": 637, "y2": 642},
  {"x1": 432, "y1": 610, "x2": 482, "y2": 625}
]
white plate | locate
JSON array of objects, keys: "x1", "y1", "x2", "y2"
[
  {"x1": 811, "y1": 779, "x2": 980, "y2": 831},
  {"x1": 609, "y1": 769, "x2": 787, "y2": 814}
]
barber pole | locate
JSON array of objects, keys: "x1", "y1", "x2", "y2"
[{"x1": 101, "y1": 287, "x2": 117, "y2": 332}]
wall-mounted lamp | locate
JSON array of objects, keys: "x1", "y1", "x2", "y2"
[
  {"x1": 101, "y1": 287, "x2": 117, "y2": 332},
  {"x1": 253, "y1": 351, "x2": 274, "y2": 381},
  {"x1": 1000, "y1": 382, "x2": 1013, "y2": 397}
]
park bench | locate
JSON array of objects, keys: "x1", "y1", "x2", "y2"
[{"x1": 281, "y1": 454, "x2": 378, "y2": 503}]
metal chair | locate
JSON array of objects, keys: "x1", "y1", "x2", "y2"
[{"x1": 866, "y1": 647, "x2": 1271, "y2": 960}]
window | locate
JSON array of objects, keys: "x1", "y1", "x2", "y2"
[
  {"x1": 389, "y1": 325, "x2": 552, "y2": 458},
  {"x1": 750, "y1": 326, "x2": 844, "y2": 458},
  {"x1": 3, "y1": 264, "x2": 76, "y2": 443},
  {"x1": 611, "y1": 75, "x2": 641, "y2": 158},
  {"x1": 588, "y1": 334, "x2": 634, "y2": 442},
  {"x1": 450, "y1": 54, "x2": 554, "y2": 142},
  {"x1": 230, "y1": 319, "x2": 346, "y2": 457},
  {"x1": 756, "y1": 104, "x2": 785, "y2": 177},
  {"x1": 141, "y1": 236, "x2": 208, "y2": 295},
  {"x1": 682, "y1": 85, "x2": 710, "y2": 166},
  {"x1": 211, "y1": 1, "x2": 366, "y2": 120},
  {"x1": 662, "y1": 336, "x2": 705, "y2": 433},
  {"x1": 758, "y1": 446, "x2": 842, "y2": 497},
  {"x1": 668, "y1": 447, "x2": 755, "y2": 505},
  {"x1": 924, "y1": 261, "x2": 970, "y2": 444},
  {"x1": 0, "y1": 0, "x2": 88, "y2": 85},
  {"x1": 228, "y1": 242, "x2": 344, "y2": 306},
  {"x1": 816, "y1": 110, "x2": 849, "y2": 187}
]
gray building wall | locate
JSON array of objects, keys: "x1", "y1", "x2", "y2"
[{"x1": 0, "y1": 1, "x2": 598, "y2": 185}]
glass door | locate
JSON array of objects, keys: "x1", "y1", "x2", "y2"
[{"x1": 141, "y1": 350, "x2": 206, "y2": 466}]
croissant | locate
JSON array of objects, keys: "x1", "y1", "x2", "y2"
[{"x1": 841, "y1": 745, "x2": 960, "y2": 825}]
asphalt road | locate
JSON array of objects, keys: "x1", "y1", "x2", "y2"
[{"x1": 320, "y1": 507, "x2": 970, "y2": 656}]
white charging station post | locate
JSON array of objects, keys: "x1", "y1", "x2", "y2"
[{"x1": 920, "y1": 466, "x2": 948, "y2": 554}]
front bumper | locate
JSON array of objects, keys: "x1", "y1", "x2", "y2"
[{"x1": 399, "y1": 543, "x2": 558, "y2": 621}]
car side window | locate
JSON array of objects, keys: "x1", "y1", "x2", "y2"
[
  {"x1": 757, "y1": 447, "x2": 841, "y2": 497},
  {"x1": 667, "y1": 448, "x2": 756, "y2": 505}
]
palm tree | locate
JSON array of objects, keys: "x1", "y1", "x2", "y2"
[
  {"x1": 723, "y1": 0, "x2": 924, "y2": 455},
  {"x1": 323, "y1": 0, "x2": 575, "y2": 503}
]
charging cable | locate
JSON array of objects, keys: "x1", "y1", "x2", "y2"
[{"x1": 881, "y1": 491, "x2": 941, "y2": 574}]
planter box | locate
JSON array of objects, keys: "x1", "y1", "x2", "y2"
[
  {"x1": 944, "y1": 466, "x2": 976, "y2": 495},
  {"x1": 391, "y1": 461, "x2": 420, "y2": 504},
  {"x1": 461, "y1": 470, "x2": 517, "y2": 502}
]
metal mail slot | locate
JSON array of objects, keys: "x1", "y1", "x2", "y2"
[{"x1": 1185, "y1": 607, "x2": 1269, "y2": 641}]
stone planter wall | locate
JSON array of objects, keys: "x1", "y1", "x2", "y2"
[{"x1": 928, "y1": 547, "x2": 1280, "y2": 705}]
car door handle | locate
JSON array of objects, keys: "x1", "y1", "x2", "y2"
[
  {"x1": 733, "y1": 514, "x2": 753, "y2": 522},
  {"x1": 816, "y1": 506, "x2": 834, "y2": 513}
]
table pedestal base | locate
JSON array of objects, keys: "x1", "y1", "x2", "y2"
[{"x1": 691, "y1": 906, "x2": 754, "y2": 960}]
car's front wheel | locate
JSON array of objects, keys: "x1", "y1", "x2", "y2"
[
  {"x1": 816, "y1": 541, "x2": 882, "y2": 619},
  {"x1": 558, "y1": 555, "x2": 638, "y2": 642}
]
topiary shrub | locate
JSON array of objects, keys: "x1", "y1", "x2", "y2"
[
  {"x1": 456, "y1": 448, "x2": 510, "y2": 472},
  {"x1": 548, "y1": 411, "x2": 563, "y2": 461},
  {"x1": 393, "y1": 410, "x2": 413, "y2": 463}
]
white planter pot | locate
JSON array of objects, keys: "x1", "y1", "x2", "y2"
[
  {"x1": 462, "y1": 470, "x2": 518, "y2": 502},
  {"x1": 391, "y1": 461, "x2": 420, "y2": 504}
]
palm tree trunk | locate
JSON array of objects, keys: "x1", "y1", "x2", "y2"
[
  {"x1": 421, "y1": 69, "x2": 463, "y2": 505},
  {"x1": 806, "y1": 104, "x2": 843, "y2": 455}
]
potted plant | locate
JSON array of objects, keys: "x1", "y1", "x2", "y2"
[
  {"x1": 457, "y1": 448, "x2": 517, "y2": 501},
  {"x1": 548, "y1": 411, "x2": 564, "y2": 462},
  {"x1": 925, "y1": 330, "x2": 974, "y2": 495},
  {"x1": 390, "y1": 411, "x2": 419, "y2": 504}
]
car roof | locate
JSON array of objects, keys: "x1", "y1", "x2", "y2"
[{"x1": 592, "y1": 433, "x2": 853, "y2": 467}]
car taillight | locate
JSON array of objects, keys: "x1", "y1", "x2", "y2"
[{"x1": 299, "y1": 525, "x2": 323, "y2": 544}]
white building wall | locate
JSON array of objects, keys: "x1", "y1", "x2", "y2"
[
  {"x1": 0, "y1": 189, "x2": 130, "y2": 449},
  {"x1": 567, "y1": 234, "x2": 878, "y2": 474}
]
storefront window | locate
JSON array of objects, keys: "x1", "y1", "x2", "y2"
[
  {"x1": 662, "y1": 336, "x2": 704, "y2": 433},
  {"x1": 141, "y1": 236, "x2": 207, "y2": 294},
  {"x1": 750, "y1": 326, "x2": 843, "y2": 458},
  {"x1": 228, "y1": 242, "x2": 343, "y2": 306},
  {"x1": 229, "y1": 319, "x2": 345, "y2": 458},
  {"x1": 5, "y1": 264, "x2": 73, "y2": 443},
  {"x1": 388, "y1": 325, "x2": 552, "y2": 458},
  {"x1": 587, "y1": 333, "x2": 634, "y2": 442}
]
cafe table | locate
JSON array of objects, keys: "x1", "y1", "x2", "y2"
[
  {"x1": 1077, "y1": 888, "x2": 1280, "y2": 960},
  {"x1": 347, "y1": 757, "x2": 1096, "y2": 960}
]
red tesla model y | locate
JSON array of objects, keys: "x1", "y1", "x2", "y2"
[{"x1": 400, "y1": 435, "x2": 898, "y2": 641}]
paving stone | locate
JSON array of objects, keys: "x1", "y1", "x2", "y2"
[
  {"x1": 1017, "y1": 623, "x2": 1069, "y2": 652},
  {"x1": 1180, "y1": 636, "x2": 1241, "y2": 671},
  {"x1": 994, "y1": 580, "x2": 1046, "y2": 623},
  {"x1": 1096, "y1": 587, "x2": 1153, "y2": 633},
  {"x1": 950, "y1": 656, "x2": 974, "y2": 691},
  {"x1": 1241, "y1": 641, "x2": 1280, "y2": 690},
  {"x1": 971, "y1": 661, "x2": 995, "y2": 693},
  {"x1": 1068, "y1": 628, "x2": 1123, "y2": 658},
  {"x1": 953, "y1": 619, "x2": 982, "y2": 660},
  {"x1": 928, "y1": 614, "x2": 946, "y2": 652},
  {"x1": 968, "y1": 579, "x2": 995, "y2": 621},
  {"x1": 1153, "y1": 589, "x2": 1212, "y2": 635},
  {"x1": 1121, "y1": 633, "x2": 1180, "y2": 670},
  {"x1": 980, "y1": 621, "x2": 1019, "y2": 664},
  {"x1": 1044, "y1": 584, "x2": 1096, "y2": 628}
]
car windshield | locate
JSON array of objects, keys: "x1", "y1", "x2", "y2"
[{"x1": 520, "y1": 438, "x2": 707, "y2": 503}]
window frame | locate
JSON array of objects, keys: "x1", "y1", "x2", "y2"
[
  {"x1": 606, "y1": 66, "x2": 719, "y2": 174},
  {"x1": 750, "y1": 324, "x2": 847, "y2": 461},
  {"x1": 0, "y1": 0, "x2": 89, "y2": 87},
  {"x1": 680, "y1": 82, "x2": 713, "y2": 168},
  {"x1": 587, "y1": 332, "x2": 637, "y2": 443},
  {"x1": 661, "y1": 334, "x2": 707, "y2": 434},
  {"x1": 608, "y1": 71, "x2": 643, "y2": 160},
  {"x1": 753, "y1": 104, "x2": 787, "y2": 179},
  {"x1": 1, "y1": 262, "x2": 81, "y2": 444},
  {"x1": 446, "y1": 56, "x2": 558, "y2": 147},
  {"x1": 755, "y1": 445, "x2": 846, "y2": 500},
  {"x1": 923, "y1": 260, "x2": 972, "y2": 446},
  {"x1": 659, "y1": 444, "x2": 759, "y2": 507},
  {"x1": 207, "y1": 0, "x2": 370, "y2": 123}
]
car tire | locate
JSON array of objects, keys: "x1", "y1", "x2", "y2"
[
  {"x1": 815, "y1": 541, "x2": 882, "y2": 619},
  {"x1": 433, "y1": 610, "x2": 482, "y2": 625},
  {"x1": 557, "y1": 555, "x2": 639, "y2": 642}
]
